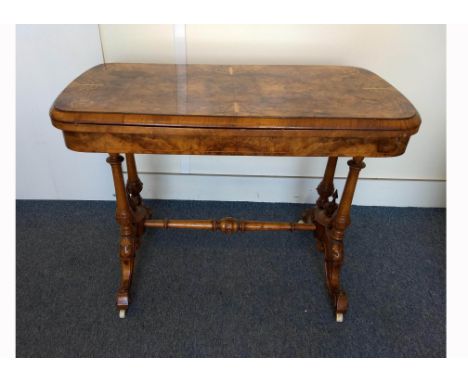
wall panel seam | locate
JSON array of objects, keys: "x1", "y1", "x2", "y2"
[{"x1": 97, "y1": 24, "x2": 106, "y2": 64}]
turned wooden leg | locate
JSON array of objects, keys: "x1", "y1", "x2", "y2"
[
  {"x1": 325, "y1": 157, "x2": 365, "y2": 322},
  {"x1": 125, "y1": 153, "x2": 152, "y2": 249},
  {"x1": 107, "y1": 153, "x2": 137, "y2": 318}
]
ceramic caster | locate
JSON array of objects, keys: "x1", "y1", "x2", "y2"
[
  {"x1": 336, "y1": 313, "x2": 344, "y2": 323},
  {"x1": 119, "y1": 309, "x2": 126, "y2": 319}
]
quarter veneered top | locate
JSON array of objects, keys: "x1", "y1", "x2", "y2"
[{"x1": 51, "y1": 63, "x2": 420, "y2": 131}]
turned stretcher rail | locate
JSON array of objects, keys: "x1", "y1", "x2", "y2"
[{"x1": 144, "y1": 217, "x2": 316, "y2": 233}]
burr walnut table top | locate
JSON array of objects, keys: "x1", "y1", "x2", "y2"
[
  {"x1": 49, "y1": 64, "x2": 422, "y2": 321},
  {"x1": 50, "y1": 64, "x2": 421, "y2": 157}
]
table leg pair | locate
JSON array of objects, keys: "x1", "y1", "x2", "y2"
[
  {"x1": 106, "y1": 153, "x2": 151, "y2": 319},
  {"x1": 301, "y1": 156, "x2": 366, "y2": 321},
  {"x1": 106, "y1": 154, "x2": 365, "y2": 321}
]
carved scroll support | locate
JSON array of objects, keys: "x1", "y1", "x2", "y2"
[
  {"x1": 303, "y1": 156, "x2": 365, "y2": 322},
  {"x1": 302, "y1": 156, "x2": 338, "y2": 252},
  {"x1": 125, "y1": 154, "x2": 152, "y2": 250},
  {"x1": 125, "y1": 153, "x2": 144, "y2": 210},
  {"x1": 316, "y1": 156, "x2": 338, "y2": 212}
]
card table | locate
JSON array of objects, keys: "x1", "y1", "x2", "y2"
[{"x1": 50, "y1": 64, "x2": 420, "y2": 321}]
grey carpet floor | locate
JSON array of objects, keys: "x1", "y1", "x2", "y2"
[{"x1": 16, "y1": 200, "x2": 446, "y2": 357}]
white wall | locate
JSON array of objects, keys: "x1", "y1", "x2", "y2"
[
  {"x1": 16, "y1": 25, "x2": 446, "y2": 207},
  {"x1": 16, "y1": 25, "x2": 114, "y2": 200}
]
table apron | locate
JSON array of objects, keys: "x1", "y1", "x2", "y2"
[{"x1": 59, "y1": 128, "x2": 412, "y2": 157}]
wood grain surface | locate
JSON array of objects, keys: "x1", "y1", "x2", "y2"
[
  {"x1": 51, "y1": 63, "x2": 420, "y2": 131},
  {"x1": 50, "y1": 63, "x2": 421, "y2": 157}
]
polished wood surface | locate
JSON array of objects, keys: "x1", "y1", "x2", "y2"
[
  {"x1": 144, "y1": 217, "x2": 316, "y2": 232},
  {"x1": 57, "y1": 126, "x2": 412, "y2": 157},
  {"x1": 51, "y1": 64, "x2": 420, "y2": 157},
  {"x1": 49, "y1": 64, "x2": 421, "y2": 322},
  {"x1": 51, "y1": 63, "x2": 420, "y2": 131}
]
